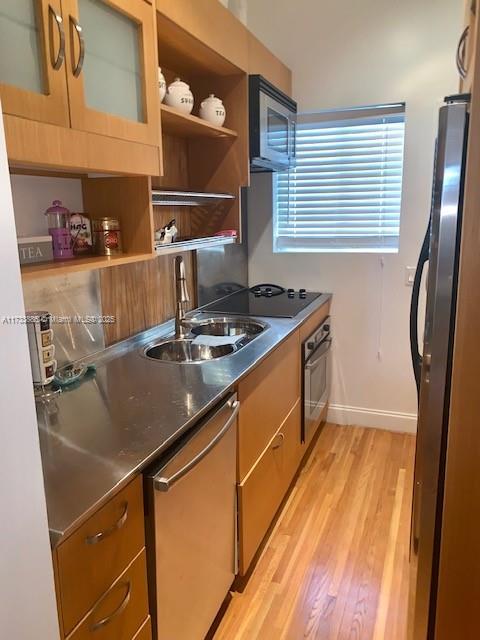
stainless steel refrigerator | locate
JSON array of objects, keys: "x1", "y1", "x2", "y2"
[{"x1": 409, "y1": 94, "x2": 470, "y2": 639}]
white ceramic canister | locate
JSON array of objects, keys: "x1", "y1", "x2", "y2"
[
  {"x1": 158, "y1": 67, "x2": 166, "y2": 102},
  {"x1": 164, "y1": 77, "x2": 194, "y2": 114},
  {"x1": 199, "y1": 94, "x2": 226, "y2": 126}
]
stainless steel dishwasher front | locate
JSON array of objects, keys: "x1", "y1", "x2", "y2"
[{"x1": 145, "y1": 393, "x2": 239, "y2": 640}]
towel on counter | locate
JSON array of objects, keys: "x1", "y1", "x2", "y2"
[{"x1": 192, "y1": 333, "x2": 247, "y2": 347}]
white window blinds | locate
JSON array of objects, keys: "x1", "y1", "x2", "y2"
[{"x1": 274, "y1": 103, "x2": 405, "y2": 253}]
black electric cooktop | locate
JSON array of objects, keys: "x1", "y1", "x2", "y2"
[{"x1": 205, "y1": 284, "x2": 322, "y2": 318}]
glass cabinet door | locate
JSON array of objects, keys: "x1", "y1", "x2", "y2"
[
  {"x1": 0, "y1": 0, "x2": 69, "y2": 125},
  {"x1": 63, "y1": 0, "x2": 159, "y2": 146},
  {"x1": 80, "y1": 0, "x2": 143, "y2": 122}
]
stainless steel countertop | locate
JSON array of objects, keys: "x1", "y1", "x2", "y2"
[{"x1": 38, "y1": 293, "x2": 331, "y2": 547}]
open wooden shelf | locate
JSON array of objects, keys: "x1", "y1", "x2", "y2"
[
  {"x1": 160, "y1": 104, "x2": 238, "y2": 139},
  {"x1": 20, "y1": 237, "x2": 238, "y2": 280},
  {"x1": 20, "y1": 252, "x2": 155, "y2": 281},
  {"x1": 156, "y1": 8, "x2": 245, "y2": 77}
]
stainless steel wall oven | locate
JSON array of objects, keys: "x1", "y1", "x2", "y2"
[{"x1": 302, "y1": 317, "x2": 332, "y2": 442}]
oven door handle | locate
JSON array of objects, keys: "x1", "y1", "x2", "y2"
[{"x1": 305, "y1": 338, "x2": 331, "y2": 369}]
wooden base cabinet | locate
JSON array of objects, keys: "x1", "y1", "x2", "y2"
[
  {"x1": 236, "y1": 300, "x2": 331, "y2": 576},
  {"x1": 66, "y1": 550, "x2": 150, "y2": 640},
  {"x1": 238, "y1": 401, "x2": 302, "y2": 575},
  {"x1": 237, "y1": 332, "x2": 300, "y2": 482},
  {"x1": 236, "y1": 329, "x2": 302, "y2": 576},
  {"x1": 53, "y1": 476, "x2": 151, "y2": 640},
  {"x1": 133, "y1": 617, "x2": 152, "y2": 640}
]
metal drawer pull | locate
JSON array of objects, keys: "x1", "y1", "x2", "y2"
[
  {"x1": 90, "y1": 581, "x2": 131, "y2": 632},
  {"x1": 85, "y1": 502, "x2": 128, "y2": 545},
  {"x1": 271, "y1": 432, "x2": 285, "y2": 450},
  {"x1": 69, "y1": 15, "x2": 85, "y2": 77},
  {"x1": 456, "y1": 26, "x2": 470, "y2": 79},
  {"x1": 155, "y1": 399, "x2": 240, "y2": 492},
  {"x1": 48, "y1": 6, "x2": 65, "y2": 70}
]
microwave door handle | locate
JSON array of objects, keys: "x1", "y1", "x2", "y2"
[
  {"x1": 305, "y1": 339, "x2": 331, "y2": 369},
  {"x1": 154, "y1": 400, "x2": 240, "y2": 492}
]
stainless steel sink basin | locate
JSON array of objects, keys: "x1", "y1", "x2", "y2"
[
  {"x1": 190, "y1": 317, "x2": 266, "y2": 338},
  {"x1": 144, "y1": 338, "x2": 235, "y2": 363}
]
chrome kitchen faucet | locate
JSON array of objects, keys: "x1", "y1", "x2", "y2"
[{"x1": 174, "y1": 255, "x2": 190, "y2": 339}]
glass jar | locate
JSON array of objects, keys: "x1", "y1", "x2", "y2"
[{"x1": 44, "y1": 200, "x2": 74, "y2": 260}]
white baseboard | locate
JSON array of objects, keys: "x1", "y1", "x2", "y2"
[{"x1": 327, "y1": 403, "x2": 417, "y2": 434}]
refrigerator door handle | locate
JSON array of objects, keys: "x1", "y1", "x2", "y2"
[{"x1": 410, "y1": 218, "x2": 431, "y2": 398}]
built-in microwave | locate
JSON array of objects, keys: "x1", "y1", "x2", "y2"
[{"x1": 249, "y1": 75, "x2": 297, "y2": 172}]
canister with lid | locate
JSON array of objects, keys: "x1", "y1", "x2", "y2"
[{"x1": 92, "y1": 217, "x2": 122, "y2": 256}]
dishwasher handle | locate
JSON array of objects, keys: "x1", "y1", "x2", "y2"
[{"x1": 154, "y1": 399, "x2": 240, "y2": 492}]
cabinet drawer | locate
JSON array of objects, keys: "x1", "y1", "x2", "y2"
[
  {"x1": 57, "y1": 476, "x2": 145, "y2": 635},
  {"x1": 238, "y1": 400, "x2": 301, "y2": 575},
  {"x1": 133, "y1": 617, "x2": 152, "y2": 640},
  {"x1": 237, "y1": 332, "x2": 300, "y2": 480},
  {"x1": 67, "y1": 549, "x2": 149, "y2": 640}
]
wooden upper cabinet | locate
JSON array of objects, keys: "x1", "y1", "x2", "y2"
[
  {"x1": 155, "y1": 0, "x2": 293, "y2": 96},
  {"x1": 62, "y1": 0, "x2": 160, "y2": 145},
  {"x1": 155, "y1": 0, "x2": 249, "y2": 72},
  {"x1": 248, "y1": 32, "x2": 292, "y2": 97},
  {"x1": 0, "y1": 1, "x2": 70, "y2": 126},
  {"x1": 0, "y1": 0, "x2": 160, "y2": 151}
]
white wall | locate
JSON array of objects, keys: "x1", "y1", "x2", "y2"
[
  {"x1": 11, "y1": 174, "x2": 84, "y2": 237},
  {"x1": 246, "y1": 0, "x2": 462, "y2": 432},
  {"x1": 0, "y1": 112, "x2": 59, "y2": 636}
]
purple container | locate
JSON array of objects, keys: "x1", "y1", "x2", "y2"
[{"x1": 45, "y1": 200, "x2": 74, "y2": 260}]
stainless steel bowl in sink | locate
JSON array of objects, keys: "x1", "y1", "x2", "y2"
[
  {"x1": 190, "y1": 317, "x2": 266, "y2": 338},
  {"x1": 144, "y1": 338, "x2": 235, "y2": 363}
]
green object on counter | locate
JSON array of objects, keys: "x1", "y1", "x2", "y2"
[{"x1": 54, "y1": 363, "x2": 96, "y2": 387}]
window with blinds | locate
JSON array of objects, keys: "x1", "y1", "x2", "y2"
[{"x1": 274, "y1": 103, "x2": 406, "y2": 253}]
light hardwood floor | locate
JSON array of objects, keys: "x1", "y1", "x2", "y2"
[{"x1": 214, "y1": 423, "x2": 415, "y2": 640}]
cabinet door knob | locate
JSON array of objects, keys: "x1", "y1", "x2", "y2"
[{"x1": 48, "y1": 6, "x2": 65, "y2": 71}]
